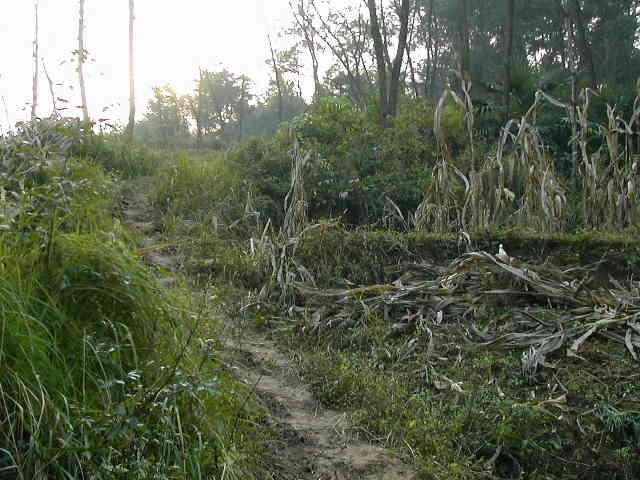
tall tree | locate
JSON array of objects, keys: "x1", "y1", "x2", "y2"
[
  {"x1": 238, "y1": 75, "x2": 249, "y2": 141},
  {"x1": 31, "y1": 0, "x2": 39, "y2": 120},
  {"x1": 77, "y1": 0, "x2": 89, "y2": 123},
  {"x1": 457, "y1": 0, "x2": 471, "y2": 80},
  {"x1": 268, "y1": 34, "x2": 284, "y2": 124},
  {"x1": 305, "y1": 2, "x2": 372, "y2": 104},
  {"x1": 367, "y1": 0, "x2": 411, "y2": 125},
  {"x1": 126, "y1": 0, "x2": 136, "y2": 140},
  {"x1": 291, "y1": 0, "x2": 322, "y2": 100},
  {"x1": 568, "y1": 0, "x2": 597, "y2": 87}
]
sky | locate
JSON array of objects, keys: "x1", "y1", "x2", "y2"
[{"x1": 0, "y1": 0, "x2": 326, "y2": 130}]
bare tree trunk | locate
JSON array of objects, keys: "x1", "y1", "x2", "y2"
[
  {"x1": 367, "y1": 0, "x2": 390, "y2": 123},
  {"x1": 196, "y1": 68, "x2": 203, "y2": 147},
  {"x1": 42, "y1": 61, "x2": 59, "y2": 116},
  {"x1": 31, "y1": 0, "x2": 39, "y2": 120},
  {"x1": 569, "y1": 0, "x2": 597, "y2": 88},
  {"x1": 458, "y1": 0, "x2": 471, "y2": 80},
  {"x1": 421, "y1": 0, "x2": 436, "y2": 97},
  {"x1": 268, "y1": 34, "x2": 284, "y2": 124},
  {"x1": 406, "y1": 6, "x2": 420, "y2": 98},
  {"x1": 379, "y1": 1, "x2": 393, "y2": 73},
  {"x1": 291, "y1": 0, "x2": 321, "y2": 100},
  {"x1": 559, "y1": 0, "x2": 579, "y2": 186},
  {"x1": 504, "y1": 0, "x2": 515, "y2": 122},
  {"x1": 388, "y1": 0, "x2": 411, "y2": 117},
  {"x1": 126, "y1": 0, "x2": 135, "y2": 141},
  {"x1": 78, "y1": 0, "x2": 89, "y2": 123},
  {"x1": 238, "y1": 76, "x2": 247, "y2": 142},
  {"x1": 367, "y1": 0, "x2": 411, "y2": 124}
]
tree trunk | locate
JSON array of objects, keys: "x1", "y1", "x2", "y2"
[
  {"x1": 388, "y1": 0, "x2": 411, "y2": 117},
  {"x1": 367, "y1": 0, "x2": 390, "y2": 124},
  {"x1": 31, "y1": 0, "x2": 39, "y2": 120},
  {"x1": 406, "y1": 6, "x2": 420, "y2": 98},
  {"x1": 126, "y1": 0, "x2": 135, "y2": 141},
  {"x1": 268, "y1": 34, "x2": 283, "y2": 124},
  {"x1": 78, "y1": 0, "x2": 89, "y2": 123},
  {"x1": 196, "y1": 68, "x2": 203, "y2": 147},
  {"x1": 569, "y1": 0, "x2": 597, "y2": 87},
  {"x1": 42, "y1": 61, "x2": 58, "y2": 116},
  {"x1": 421, "y1": 0, "x2": 436, "y2": 97},
  {"x1": 292, "y1": 1, "x2": 321, "y2": 100},
  {"x1": 458, "y1": 0, "x2": 471, "y2": 79},
  {"x1": 238, "y1": 76, "x2": 247, "y2": 142},
  {"x1": 504, "y1": 0, "x2": 515, "y2": 122},
  {"x1": 367, "y1": 0, "x2": 411, "y2": 124}
]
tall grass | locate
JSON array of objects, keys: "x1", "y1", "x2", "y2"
[{"x1": 0, "y1": 120, "x2": 267, "y2": 479}]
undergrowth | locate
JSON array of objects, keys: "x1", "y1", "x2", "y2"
[
  {"x1": 0, "y1": 121, "x2": 268, "y2": 479},
  {"x1": 278, "y1": 314, "x2": 639, "y2": 479}
]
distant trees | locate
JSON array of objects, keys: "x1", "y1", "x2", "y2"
[
  {"x1": 286, "y1": 0, "x2": 640, "y2": 125},
  {"x1": 138, "y1": 65, "x2": 306, "y2": 147},
  {"x1": 192, "y1": 69, "x2": 249, "y2": 139},
  {"x1": 138, "y1": 86, "x2": 189, "y2": 146}
]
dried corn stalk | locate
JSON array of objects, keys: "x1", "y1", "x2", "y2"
[
  {"x1": 294, "y1": 249, "x2": 640, "y2": 363},
  {"x1": 579, "y1": 86, "x2": 640, "y2": 230}
]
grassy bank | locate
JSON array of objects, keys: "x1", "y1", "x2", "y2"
[{"x1": 0, "y1": 123, "x2": 269, "y2": 479}]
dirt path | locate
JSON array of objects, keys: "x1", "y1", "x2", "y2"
[{"x1": 122, "y1": 182, "x2": 416, "y2": 480}]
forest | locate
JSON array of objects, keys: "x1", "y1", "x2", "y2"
[{"x1": 1, "y1": 0, "x2": 639, "y2": 479}]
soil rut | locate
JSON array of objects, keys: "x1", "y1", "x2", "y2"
[{"x1": 122, "y1": 181, "x2": 416, "y2": 480}]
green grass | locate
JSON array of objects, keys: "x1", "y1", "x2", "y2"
[{"x1": 0, "y1": 130, "x2": 271, "y2": 478}]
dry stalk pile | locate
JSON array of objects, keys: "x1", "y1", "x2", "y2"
[{"x1": 294, "y1": 248, "x2": 640, "y2": 370}]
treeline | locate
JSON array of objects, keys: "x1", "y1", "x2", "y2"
[{"x1": 137, "y1": 0, "x2": 640, "y2": 147}]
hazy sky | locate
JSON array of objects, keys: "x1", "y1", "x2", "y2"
[{"x1": 0, "y1": 0, "x2": 326, "y2": 130}]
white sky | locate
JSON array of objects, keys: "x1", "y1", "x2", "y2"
[{"x1": 0, "y1": 0, "x2": 335, "y2": 130}]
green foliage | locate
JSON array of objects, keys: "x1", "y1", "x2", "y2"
[
  {"x1": 137, "y1": 86, "x2": 192, "y2": 147},
  {"x1": 76, "y1": 134, "x2": 160, "y2": 178},
  {"x1": 0, "y1": 123, "x2": 268, "y2": 478},
  {"x1": 150, "y1": 151, "x2": 265, "y2": 287}
]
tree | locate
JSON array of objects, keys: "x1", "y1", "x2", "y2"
[
  {"x1": 290, "y1": 0, "x2": 323, "y2": 99},
  {"x1": 237, "y1": 75, "x2": 250, "y2": 141},
  {"x1": 366, "y1": 0, "x2": 411, "y2": 124},
  {"x1": 303, "y1": 1, "x2": 374, "y2": 104},
  {"x1": 268, "y1": 34, "x2": 284, "y2": 124},
  {"x1": 31, "y1": 0, "x2": 39, "y2": 120},
  {"x1": 190, "y1": 69, "x2": 251, "y2": 142},
  {"x1": 139, "y1": 86, "x2": 189, "y2": 145},
  {"x1": 77, "y1": 0, "x2": 89, "y2": 123},
  {"x1": 126, "y1": 0, "x2": 136, "y2": 140},
  {"x1": 457, "y1": 0, "x2": 470, "y2": 79}
]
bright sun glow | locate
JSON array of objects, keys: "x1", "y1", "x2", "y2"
[{"x1": 0, "y1": 1, "x2": 306, "y2": 128}]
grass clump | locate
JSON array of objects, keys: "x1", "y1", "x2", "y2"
[{"x1": 150, "y1": 152, "x2": 265, "y2": 288}]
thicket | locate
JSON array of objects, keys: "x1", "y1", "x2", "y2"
[{"x1": 226, "y1": 81, "x2": 640, "y2": 235}]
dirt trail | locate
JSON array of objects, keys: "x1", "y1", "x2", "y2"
[{"x1": 122, "y1": 182, "x2": 416, "y2": 480}]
